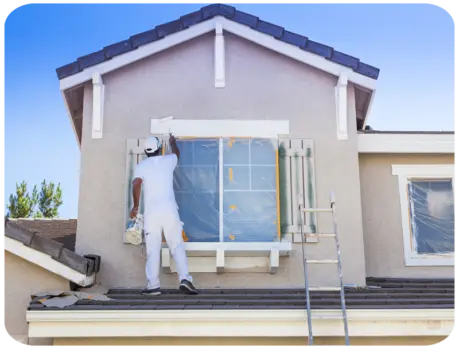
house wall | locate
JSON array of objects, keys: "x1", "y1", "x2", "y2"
[
  {"x1": 4, "y1": 251, "x2": 69, "y2": 345},
  {"x1": 54, "y1": 336, "x2": 448, "y2": 346},
  {"x1": 76, "y1": 32, "x2": 366, "y2": 288},
  {"x1": 359, "y1": 153, "x2": 454, "y2": 278}
]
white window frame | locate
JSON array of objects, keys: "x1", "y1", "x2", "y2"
[
  {"x1": 170, "y1": 137, "x2": 279, "y2": 244},
  {"x1": 151, "y1": 119, "x2": 292, "y2": 272},
  {"x1": 392, "y1": 164, "x2": 454, "y2": 267}
]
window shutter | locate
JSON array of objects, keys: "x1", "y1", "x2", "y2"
[{"x1": 279, "y1": 138, "x2": 317, "y2": 238}]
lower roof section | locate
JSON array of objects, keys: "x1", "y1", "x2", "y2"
[
  {"x1": 28, "y1": 277, "x2": 454, "y2": 311},
  {"x1": 27, "y1": 277, "x2": 454, "y2": 338}
]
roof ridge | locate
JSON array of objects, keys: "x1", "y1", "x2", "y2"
[{"x1": 56, "y1": 3, "x2": 379, "y2": 80}]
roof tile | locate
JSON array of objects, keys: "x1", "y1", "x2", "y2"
[
  {"x1": 29, "y1": 235, "x2": 63, "y2": 259},
  {"x1": 77, "y1": 50, "x2": 107, "y2": 70},
  {"x1": 255, "y1": 20, "x2": 284, "y2": 38},
  {"x1": 329, "y1": 50, "x2": 359, "y2": 70},
  {"x1": 104, "y1": 39, "x2": 134, "y2": 59},
  {"x1": 5, "y1": 220, "x2": 35, "y2": 245},
  {"x1": 54, "y1": 248, "x2": 89, "y2": 275},
  {"x1": 355, "y1": 61, "x2": 380, "y2": 79},
  {"x1": 201, "y1": 4, "x2": 220, "y2": 20},
  {"x1": 218, "y1": 4, "x2": 236, "y2": 18},
  {"x1": 280, "y1": 30, "x2": 308, "y2": 48},
  {"x1": 232, "y1": 10, "x2": 258, "y2": 28},
  {"x1": 56, "y1": 62, "x2": 81, "y2": 79},
  {"x1": 130, "y1": 29, "x2": 159, "y2": 49},
  {"x1": 180, "y1": 11, "x2": 204, "y2": 28},
  {"x1": 156, "y1": 19, "x2": 183, "y2": 39},
  {"x1": 303, "y1": 40, "x2": 333, "y2": 58}
]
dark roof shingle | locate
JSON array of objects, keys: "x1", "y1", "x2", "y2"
[
  {"x1": 28, "y1": 277, "x2": 453, "y2": 311},
  {"x1": 6, "y1": 218, "x2": 77, "y2": 251},
  {"x1": 56, "y1": 3, "x2": 380, "y2": 81},
  {"x1": 5, "y1": 219, "x2": 95, "y2": 276}
]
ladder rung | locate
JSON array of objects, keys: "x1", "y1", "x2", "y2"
[
  {"x1": 301, "y1": 208, "x2": 333, "y2": 213},
  {"x1": 304, "y1": 233, "x2": 335, "y2": 238},
  {"x1": 307, "y1": 259, "x2": 338, "y2": 264},
  {"x1": 309, "y1": 286, "x2": 341, "y2": 291}
]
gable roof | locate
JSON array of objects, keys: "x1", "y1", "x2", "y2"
[
  {"x1": 56, "y1": 3, "x2": 379, "y2": 82},
  {"x1": 4, "y1": 219, "x2": 96, "y2": 286}
]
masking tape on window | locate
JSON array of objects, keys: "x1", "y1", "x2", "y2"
[{"x1": 229, "y1": 168, "x2": 233, "y2": 182}]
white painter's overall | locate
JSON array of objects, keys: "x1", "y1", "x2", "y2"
[{"x1": 134, "y1": 154, "x2": 192, "y2": 289}]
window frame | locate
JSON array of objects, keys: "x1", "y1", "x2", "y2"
[
  {"x1": 166, "y1": 137, "x2": 281, "y2": 243},
  {"x1": 392, "y1": 164, "x2": 454, "y2": 267}
]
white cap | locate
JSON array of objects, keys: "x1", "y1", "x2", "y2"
[{"x1": 144, "y1": 136, "x2": 161, "y2": 154}]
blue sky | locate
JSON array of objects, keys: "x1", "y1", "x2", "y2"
[{"x1": 4, "y1": 3, "x2": 454, "y2": 218}]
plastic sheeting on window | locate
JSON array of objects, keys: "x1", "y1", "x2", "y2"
[
  {"x1": 223, "y1": 138, "x2": 278, "y2": 242},
  {"x1": 168, "y1": 137, "x2": 280, "y2": 243},
  {"x1": 173, "y1": 139, "x2": 220, "y2": 242},
  {"x1": 408, "y1": 179, "x2": 454, "y2": 255}
]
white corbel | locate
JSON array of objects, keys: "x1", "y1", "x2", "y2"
[
  {"x1": 335, "y1": 73, "x2": 348, "y2": 140},
  {"x1": 214, "y1": 22, "x2": 225, "y2": 88},
  {"x1": 216, "y1": 248, "x2": 225, "y2": 273},
  {"x1": 269, "y1": 248, "x2": 279, "y2": 274},
  {"x1": 92, "y1": 72, "x2": 105, "y2": 139},
  {"x1": 161, "y1": 248, "x2": 172, "y2": 273}
]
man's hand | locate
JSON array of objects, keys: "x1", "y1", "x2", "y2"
[
  {"x1": 169, "y1": 133, "x2": 180, "y2": 160},
  {"x1": 130, "y1": 206, "x2": 139, "y2": 219}
]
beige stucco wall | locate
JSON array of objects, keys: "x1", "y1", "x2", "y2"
[
  {"x1": 359, "y1": 153, "x2": 454, "y2": 278},
  {"x1": 54, "y1": 336, "x2": 448, "y2": 346},
  {"x1": 76, "y1": 32, "x2": 366, "y2": 289},
  {"x1": 4, "y1": 251, "x2": 69, "y2": 345}
]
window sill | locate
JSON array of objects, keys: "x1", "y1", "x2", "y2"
[
  {"x1": 405, "y1": 254, "x2": 454, "y2": 267},
  {"x1": 161, "y1": 242, "x2": 291, "y2": 274}
]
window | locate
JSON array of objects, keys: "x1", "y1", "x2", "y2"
[
  {"x1": 169, "y1": 138, "x2": 280, "y2": 243},
  {"x1": 392, "y1": 165, "x2": 454, "y2": 266}
]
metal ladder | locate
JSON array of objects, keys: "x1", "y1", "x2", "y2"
[{"x1": 298, "y1": 192, "x2": 350, "y2": 346}]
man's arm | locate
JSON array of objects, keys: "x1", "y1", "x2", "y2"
[
  {"x1": 130, "y1": 178, "x2": 142, "y2": 218},
  {"x1": 169, "y1": 133, "x2": 180, "y2": 160}
]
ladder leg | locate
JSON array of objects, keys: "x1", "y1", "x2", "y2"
[
  {"x1": 332, "y1": 201, "x2": 350, "y2": 345},
  {"x1": 299, "y1": 201, "x2": 314, "y2": 345}
]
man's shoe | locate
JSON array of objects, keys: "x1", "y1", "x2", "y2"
[
  {"x1": 179, "y1": 280, "x2": 198, "y2": 295},
  {"x1": 141, "y1": 288, "x2": 161, "y2": 296}
]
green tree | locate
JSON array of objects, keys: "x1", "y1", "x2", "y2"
[
  {"x1": 37, "y1": 180, "x2": 63, "y2": 218},
  {"x1": 7, "y1": 181, "x2": 38, "y2": 218}
]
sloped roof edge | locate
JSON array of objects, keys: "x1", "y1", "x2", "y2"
[
  {"x1": 56, "y1": 3, "x2": 380, "y2": 82},
  {"x1": 4, "y1": 219, "x2": 96, "y2": 286}
]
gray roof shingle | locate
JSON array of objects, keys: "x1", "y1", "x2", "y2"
[
  {"x1": 28, "y1": 277, "x2": 453, "y2": 311},
  {"x1": 56, "y1": 3, "x2": 380, "y2": 81},
  {"x1": 5, "y1": 218, "x2": 77, "y2": 251},
  {"x1": 5, "y1": 219, "x2": 95, "y2": 276}
]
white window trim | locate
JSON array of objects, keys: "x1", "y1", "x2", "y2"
[
  {"x1": 154, "y1": 123, "x2": 292, "y2": 272},
  {"x1": 392, "y1": 164, "x2": 454, "y2": 267}
]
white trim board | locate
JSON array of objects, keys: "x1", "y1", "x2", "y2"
[
  {"x1": 27, "y1": 309, "x2": 454, "y2": 338},
  {"x1": 4, "y1": 237, "x2": 95, "y2": 287},
  {"x1": 59, "y1": 17, "x2": 376, "y2": 92},
  {"x1": 358, "y1": 133, "x2": 454, "y2": 153},
  {"x1": 392, "y1": 164, "x2": 454, "y2": 267},
  {"x1": 151, "y1": 119, "x2": 290, "y2": 138}
]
